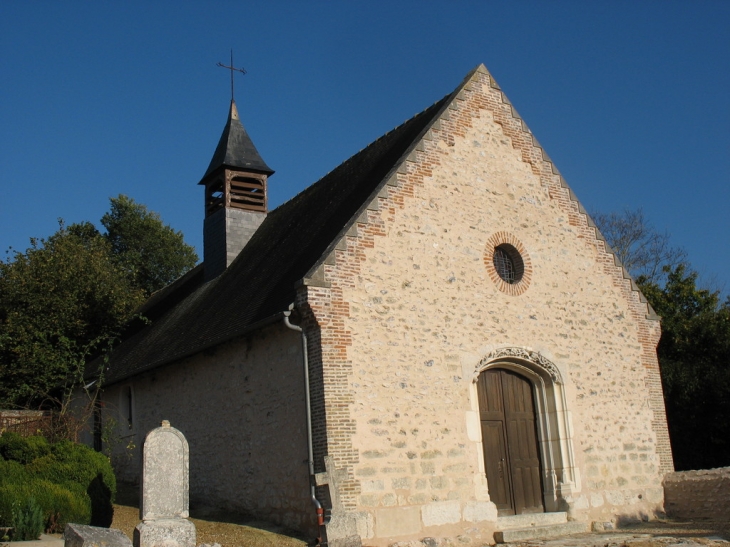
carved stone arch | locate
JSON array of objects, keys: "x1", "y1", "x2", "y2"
[
  {"x1": 469, "y1": 347, "x2": 579, "y2": 514},
  {"x1": 473, "y1": 347, "x2": 563, "y2": 384}
]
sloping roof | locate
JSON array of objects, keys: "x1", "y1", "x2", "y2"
[
  {"x1": 101, "y1": 83, "x2": 459, "y2": 385},
  {"x1": 200, "y1": 100, "x2": 274, "y2": 180}
]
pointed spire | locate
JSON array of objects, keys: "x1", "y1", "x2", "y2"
[{"x1": 199, "y1": 100, "x2": 274, "y2": 183}]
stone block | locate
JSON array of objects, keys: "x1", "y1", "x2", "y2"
[
  {"x1": 462, "y1": 500, "x2": 497, "y2": 522},
  {"x1": 353, "y1": 511, "x2": 374, "y2": 539},
  {"x1": 134, "y1": 519, "x2": 195, "y2": 547},
  {"x1": 375, "y1": 506, "x2": 422, "y2": 537},
  {"x1": 421, "y1": 500, "x2": 461, "y2": 527},
  {"x1": 591, "y1": 521, "x2": 615, "y2": 532},
  {"x1": 64, "y1": 523, "x2": 132, "y2": 547},
  {"x1": 494, "y1": 521, "x2": 589, "y2": 543}
]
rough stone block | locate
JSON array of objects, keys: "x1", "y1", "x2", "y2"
[
  {"x1": 462, "y1": 500, "x2": 497, "y2": 523},
  {"x1": 375, "y1": 506, "x2": 421, "y2": 537},
  {"x1": 64, "y1": 523, "x2": 132, "y2": 547},
  {"x1": 494, "y1": 521, "x2": 589, "y2": 543},
  {"x1": 353, "y1": 511, "x2": 374, "y2": 539},
  {"x1": 421, "y1": 500, "x2": 461, "y2": 527},
  {"x1": 134, "y1": 519, "x2": 196, "y2": 547}
]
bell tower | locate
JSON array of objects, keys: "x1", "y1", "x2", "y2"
[{"x1": 199, "y1": 99, "x2": 274, "y2": 281}]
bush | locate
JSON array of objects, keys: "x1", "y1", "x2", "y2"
[
  {"x1": 12, "y1": 497, "x2": 44, "y2": 541},
  {"x1": 0, "y1": 432, "x2": 50, "y2": 464},
  {"x1": 0, "y1": 433, "x2": 114, "y2": 529},
  {"x1": 0, "y1": 479, "x2": 90, "y2": 532},
  {"x1": 28, "y1": 440, "x2": 115, "y2": 526}
]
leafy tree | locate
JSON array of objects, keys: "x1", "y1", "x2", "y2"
[
  {"x1": 101, "y1": 195, "x2": 198, "y2": 295},
  {"x1": 595, "y1": 208, "x2": 729, "y2": 470},
  {"x1": 592, "y1": 207, "x2": 686, "y2": 284},
  {"x1": 0, "y1": 222, "x2": 144, "y2": 408},
  {"x1": 640, "y1": 266, "x2": 730, "y2": 470},
  {"x1": 0, "y1": 195, "x2": 198, "y2": 409}
]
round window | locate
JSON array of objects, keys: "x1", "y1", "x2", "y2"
[
  {"x1": 484, "y1": 232, "x2": 532, "y2": 295},
  {"x1": 493, "y1": 244, "x2": 524, "y2": 284}
]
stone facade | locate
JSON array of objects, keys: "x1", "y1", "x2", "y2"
[
  {"x1": 100, "y1": 323, "x2": 315, "y2": 533},
  {"x1": 298, "y1": 67, "x2": 669, "y2": 545}
]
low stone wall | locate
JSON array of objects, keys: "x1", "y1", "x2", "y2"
[{"x1": 663, "y1": 467, "x2": 730, "y2": 520}]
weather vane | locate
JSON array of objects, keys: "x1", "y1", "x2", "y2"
[{"x1": 216, "y1": 50, "x2": 246, "y2": 102}]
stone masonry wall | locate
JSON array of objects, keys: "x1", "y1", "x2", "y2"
[
  {"x1": 663, "y1": 468, "x2": 730, "y2": 520},
  {"x1": 101, "y1": 323, "x2": 315, "y2": 533},
  {"x1": 204, "y1": 206, "x2": 266, "y2": 280},
  {"x1": 301, "y1": 66, "x2": 667, "y2": 545}
]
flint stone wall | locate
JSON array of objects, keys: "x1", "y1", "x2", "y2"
[
  {"x1": 101, "y1": 322, "x2": 313, "y2": 534},
  {"x1": 663, "y1": 467, "x2": 730, "y2": 520}
]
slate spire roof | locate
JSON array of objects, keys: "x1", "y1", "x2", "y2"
[{"x1": 199, "y1": 100, "x2": 274, "y2": 181}]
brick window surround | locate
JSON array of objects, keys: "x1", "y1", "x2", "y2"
[{"x1": 484, "y1": 232, "x2": 532, "y2": 296}]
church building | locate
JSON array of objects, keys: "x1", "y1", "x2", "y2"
[{"x1": 95, "y1": 65, "x2": 672, "y2": 546}]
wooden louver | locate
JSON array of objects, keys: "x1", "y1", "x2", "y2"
[
  {"x1": 205, "y1": 169, "x2": 268, "y2": 216},
  {"x1": 230, "y1": 173, "x2": 266, "y2": 212}
]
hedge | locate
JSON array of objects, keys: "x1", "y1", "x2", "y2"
[{"x1": 0, "y1": 432, "x2": 115, "y2": 533}]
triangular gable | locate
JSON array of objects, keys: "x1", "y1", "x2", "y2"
[{"x1": 304, "y1": 64, "x2": 658, "y2": 318}]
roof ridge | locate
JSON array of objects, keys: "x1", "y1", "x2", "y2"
[{"x1": 268, "y1": 97, "x2": 451, "y2": 216}]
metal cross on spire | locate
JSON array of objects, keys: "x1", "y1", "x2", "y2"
[{"x1": 216, "y1": 50, "x2": 246, "y2": 102}]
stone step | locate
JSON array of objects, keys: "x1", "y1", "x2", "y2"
[
  {"x1": 494, "y1": 521, "x2": 590, "y2": 544},
  {"x1": 497, "y1": 511, "x2": 568, "y2": 530}
]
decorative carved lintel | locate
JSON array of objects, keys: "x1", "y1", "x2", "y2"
[{"x1": 474, "y1": 347, "x2": 563, "y2": 384}]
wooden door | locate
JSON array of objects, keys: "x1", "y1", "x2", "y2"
[{"x1": 478, "y1": 368, "x2": 544, "y2": 515}]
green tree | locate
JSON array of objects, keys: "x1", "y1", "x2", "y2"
[
  {"x1": 0, "y1": 222, "x2": 144, "y2": 408},
  {"x1": 640, "y1": 266, "x2": 730, "y2": 470},
  {"x1": 0, "y1": 195, "x2": 198, "y2": 409},
  {"x1": 101, "y1": 195, "x2": 198, "y2": 295},
  {"x1": 595, "y1": 208, "x2": 730, "y2": 470}
]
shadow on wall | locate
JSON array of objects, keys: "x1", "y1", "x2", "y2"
[{"x1": 663, "y1": 467, "x2": 730, "y2": 521}]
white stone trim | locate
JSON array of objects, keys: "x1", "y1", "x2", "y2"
[{"x1": 469, "y1": 347, "x2": 579, "y2": 513}]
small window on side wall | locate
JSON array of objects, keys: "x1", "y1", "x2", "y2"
[{"x1": 119, "y1": 385, "x2": 134, "y2": 431}]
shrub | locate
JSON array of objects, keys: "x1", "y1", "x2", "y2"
[
  {"x1": 28, "y1": 440, "x2": 115, "y2": 526},
  {"x1": 0, "y1": 479, "x2": 89, "y2": 532},
  {"x1": 0, "y1": 434, "x2": 114, "y2": 529},
  {"x1": 12, "y1": 497, "x2": 44, "y2": 541},
  {"x1": 0, "y1": 432, "x2": 50, "y2": 464}
]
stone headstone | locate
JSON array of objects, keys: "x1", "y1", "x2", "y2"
[
  {"x1": 140, "y1": 420, "x2": 189, "y2": 520},
  {"x1": 64, "y1": 523, "x2": 132, "y2": 547},
  {"x1": 134, "y1": 420, "x2": 195, "y2": 547}
]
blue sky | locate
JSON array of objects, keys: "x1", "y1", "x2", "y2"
[{"x1": 1, "y1": 2, "x2": 728, "y2": 292}]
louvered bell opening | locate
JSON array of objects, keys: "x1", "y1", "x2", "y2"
[
  {"x1": 205, "y1": 175, "x2": 225, "y2": 217},
  {"x1": 229, "y1": 173, "x2": 267, "y2": 212}
]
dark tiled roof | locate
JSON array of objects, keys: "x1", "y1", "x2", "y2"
[
  {"x1": 101, "y1": 93, "x2": 453, "y2": 385},
  {"x1": 200, "y1": 100, "x2": 274, "y2": 180}
]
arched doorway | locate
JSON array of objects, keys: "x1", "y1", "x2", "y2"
[
  {"x1": 477, "y1": 367, "x2": 544, "y2": 516},
  {"x1": 470, "y1": 347, "x2": 579, "y2": 515}
]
